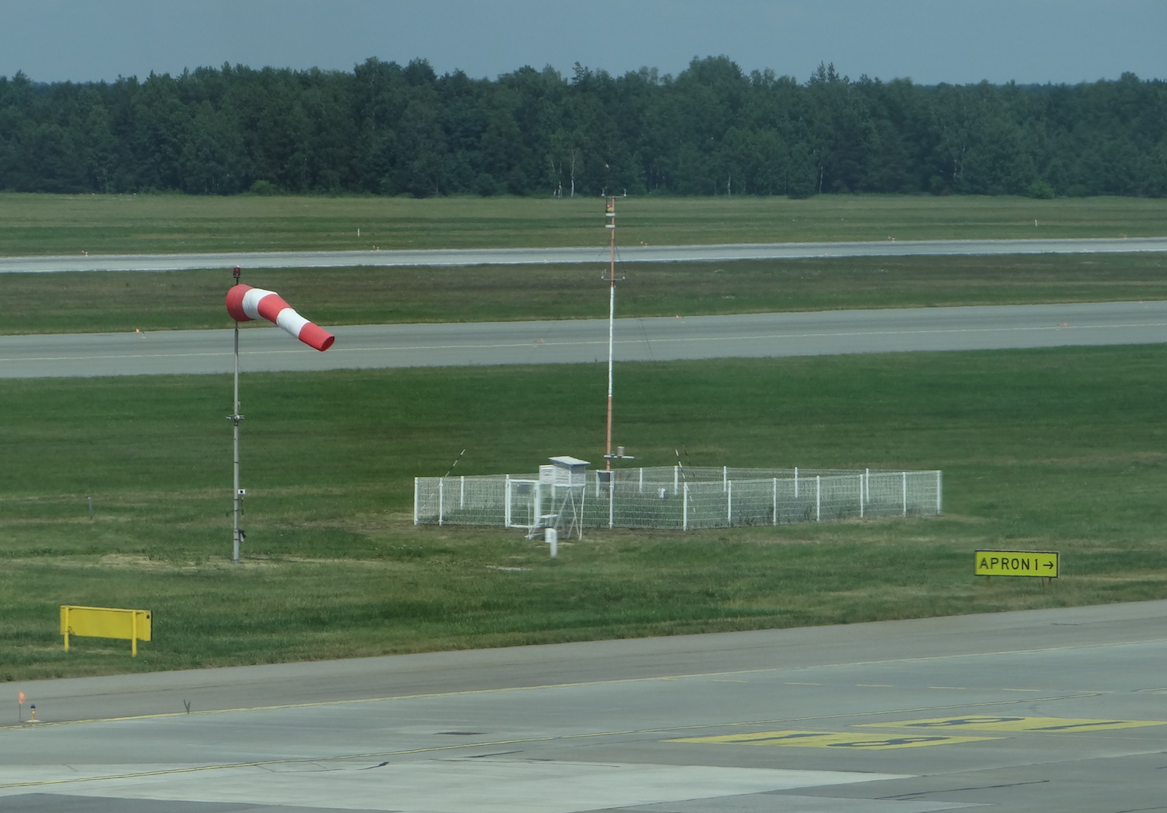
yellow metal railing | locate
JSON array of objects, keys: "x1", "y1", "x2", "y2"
[{"x1": 60, "y1": 605, "x2": 152, "y2": 656}]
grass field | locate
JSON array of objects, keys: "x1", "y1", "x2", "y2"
[
  {"x1": 1, "y1": 193, "x2": 1164, "y2": 256},
  {"x1": 4, "y1": 252, "x2": 1167, "y2": 335},
  {"x1": 4, "y1": 345, "x2": 1167, "y2": 680},
  {"x1": 4, "y1": 193, "x2": 1167, "y2": 682}
]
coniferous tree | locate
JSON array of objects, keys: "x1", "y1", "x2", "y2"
[{"x1": 0, "y1": 58, "x2": 1164, "y2": 198}]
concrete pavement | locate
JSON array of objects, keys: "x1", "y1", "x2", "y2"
[
  {"x1": 4, "y1": 601, "x2": 1166, "y2": 812},
  {"x1": 1, "y1": 300, "x2": 1164, "y2": 378},
  {"x1": 3, "y1": 236, "x2": 1166, "y2": 273}
]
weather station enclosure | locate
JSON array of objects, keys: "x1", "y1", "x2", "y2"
[
  {"x1": 415, "y1": 464, "x2": 942, "y2": 533},
  {"x1": 412, "y1": 203, "x2": 947, "y2": 537}
]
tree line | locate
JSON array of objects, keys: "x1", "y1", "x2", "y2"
[{"x1": 1, "y1": 56, "x2": 1165, "y2": 198}]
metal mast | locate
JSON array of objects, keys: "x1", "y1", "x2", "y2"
[
  {"x1": 230, "y1": 266, "x2": 243, "y2": 564},
  {"x1": 605, "y1": 197, "x2": 616, "y2": 471}
]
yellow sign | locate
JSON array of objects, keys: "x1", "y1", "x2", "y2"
[
  {"x1": 862, "y1": 716, "x2": 1166, "y2": 733},
  {"x1": 60, "y1": 605, "x2": 152, "y2": 656},
  {"x1": 975, "y1": 550, "x2": 1058, "y2": 578},
  {"x1": 669, "y1": 730, "x2": 997, "y2": 749}
]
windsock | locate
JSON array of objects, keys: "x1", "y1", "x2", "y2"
[{"x1": 226, "y1": 285, "x2": 335, "y2": 351}]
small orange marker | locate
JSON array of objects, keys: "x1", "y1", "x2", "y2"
[{"x1": 29, "y1": 705, "x2": 36, "y2": 722}]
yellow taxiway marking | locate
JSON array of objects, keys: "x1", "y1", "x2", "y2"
[
  {"x1": 0, "y1": 694, "x2": 1100, "y2": 791},
  {"x1": 670, "y1": 730, "x2": 997, "y2": 750},
  {"x1": 860, "y1": 715, "x2": 1167, "y2": 733}
]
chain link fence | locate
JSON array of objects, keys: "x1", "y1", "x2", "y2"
[{"x1": 415, "y1": 466, "x2": 941, "y2": 532}]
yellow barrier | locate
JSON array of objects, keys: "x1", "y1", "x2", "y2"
[{"x1": 60, "y1": 605, "x2": 152, "y2": 656}]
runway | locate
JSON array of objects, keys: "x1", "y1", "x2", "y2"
[
  {"x1": 1, "y1": 300, "x2": 1165, "y2": 378},
  {"x1": 3, "y1": 236, "x2": 1167, "y2": 273},
  {"x1": 3, "y1": 600, "x2": 1166, "y2": 813}
]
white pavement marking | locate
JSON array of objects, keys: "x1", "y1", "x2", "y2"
[{"x1": 0, "y1": 761, "x2": 908, "y2": 813}]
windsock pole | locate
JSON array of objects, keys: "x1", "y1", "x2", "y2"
[
  {"x1": 231, "y1": 266, "x2": 243, "y2": 564},
  {"x1": 225, "y1": 273, "x2": 333, "y2": 564}
]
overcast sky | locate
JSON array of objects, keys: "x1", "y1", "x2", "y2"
[{"x1": 1, "y1": 0, "x2": 1163, "y2": 87}]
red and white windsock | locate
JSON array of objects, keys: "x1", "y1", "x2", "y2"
[{"x1": 226, "y1": 285, "x2": 335, "y2": 351}]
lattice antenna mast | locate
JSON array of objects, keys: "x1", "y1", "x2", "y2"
[{"x1": 604, "y1": 197, "x2": 616, "y2": 472}]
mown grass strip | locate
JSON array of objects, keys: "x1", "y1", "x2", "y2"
[
  {"x1": 3, "y1": 252, "x2": 1167, "y2": 335},
  {"x1": 1, "y1": 193, "x2": 1164, "y2": 257},
  {"x1": 2, "y1": 345, "x2": 1167, "y2": 679}
]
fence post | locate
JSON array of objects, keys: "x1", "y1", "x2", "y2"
[
  {"x1": 773, "y1": 478, "x2": 778, "y2": 526},
  {"x1": 859, "y1": 474, "x2": 864, "y2": 519},
  {"x1": 438, "y1": 479, "x2": 444, "y2": 526},
  {"x1": 609, "y1": 475, "x2": 615, "y2": 529},
  {"x1": 460, "y1": 475, "x2": 465, "y2": 509},
  {"x1": 578, "y1": 483, "x2": 586, "y2": 539},
  {"x1": 639, "y1": 467, "x2": 644, "y2": 494},
  {"x1": 414, "y1": 478, "x2": 419, "y2": 525},
  {"x1": 902, "y1": 471, "x2": 908, "y2": 517},
  {"x1": 505, "y1": 475, "x2": 511, "y2": 528},
  {"x1": 683, "y1": 482, "x2": 689, "y2": 531},
  {"x1": 537, "y1": 483, "x2": 544, "y2": 531},
  {"x1": 723, "y1": 466, "x2": 728, "y2": 492},
  {"x1": 674, "y1": 465, "x2": 679, "y2": 493},
  {"x1": 865, "y1": 468, "x2": 869, "y2": 505},
  {"x1": 727, "y1": 481, "x2": 733, "y2": 524},
  {"x1": 936, "y1": 470, "x2": 943, "y2": 515},
  {"x1": 816, "y1": 476, "x2": 821, "y2": 522},
  {"x1": 794, "y1": 467, "x2": 799, "y2": 498}
]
